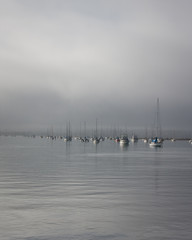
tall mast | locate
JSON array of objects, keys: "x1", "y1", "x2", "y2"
[
  {"x1": 69, "y1": 121, "x2": 70, "y2": 138},
  {"x1": 95, "y1": 118, "x2": 98, "y2": 138},
  {"x1": 79, "y1": 121, "x2": 82, "y2": 138},
  {"x1": 66, "y1": 121, "x2": 68, "y2": 138},
  {"x1": 156, "y1": 98, "x2": 161, "y2": 137},
  {"x1": 84, "y1": 121, "x2": 86, "y2": 138}
]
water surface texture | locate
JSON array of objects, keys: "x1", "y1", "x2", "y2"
[{"x1": 0, "y1": 136, "x2": 192, "y2": 240}]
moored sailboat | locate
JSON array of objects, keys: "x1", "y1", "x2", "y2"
[
  {"x1": 149, "y1": 98, "x2": 163, "y2": 147},
  {"x1": 120, "y1": 135, "x2": 129, "y2": 145},
  {"x1": 93, "y1": 118, "x2": 100, "y2": 144},
  {"x1": 131, "y1": 134, "x2": 138, "y2": 142}
]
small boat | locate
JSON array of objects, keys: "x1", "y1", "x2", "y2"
[
  {"x1": 93, "y1": 137, "x2": 100, "y2": 144},
  {"x1": 131, "y1": 134, "x2": 138, "y2": 142},
  {"x1": 149, "y1": 98, "x2": 163, "y2": 147},
  {"x1": 149, "y1": 137, "x2": 163, "y2": 147},
  {"x1": 81, "y1": 137, "x2": 89, "y2": 142},
  {"x1": 120, "y1": 135, "x2": 129, "y2": 144},
  {"x1": 64, "y1": 121, "x2": 72, "y2": 142}
]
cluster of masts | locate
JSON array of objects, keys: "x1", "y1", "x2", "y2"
[
  {"x1": 45, "y1": 134, "x2": 192, "y2": 147},
  {"x1": 42, "y1": 134, "x2": 165, "y2": 147},
  {"x1": 44, "y1": 99, "x2": 166, "y2": 147},
  {"x1": 5, "y1": 133, "x2": 191, "y2": 146},
  {"x1": 3, "y1": 98, "x2": 191, "y2": 147},
  {"x1": 45, "y1": 134, "x2": 140, "y2": 144},
  {"x1": 26, "y1": 134, "x2": 191, "y2": 144}
]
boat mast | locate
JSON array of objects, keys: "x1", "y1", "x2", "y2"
[
  {"x1": 84, "y1": 121, "x2": 86, "y2": 138},
  {"x1": 95, "y1": 118, "x2": 98, "y2": 138},
  {"x1": 156, "y1": 98, "x2": 161, "y2": 137}
]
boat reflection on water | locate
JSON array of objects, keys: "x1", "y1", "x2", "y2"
[
  {"x1": 119, "y1": 142, "x2": 129, "y2": 150},
  {"x1": 119, "y1": 135, "x2": 129, "y2": 150}
]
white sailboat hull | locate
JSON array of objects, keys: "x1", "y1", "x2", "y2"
[
  {"x1": 120, "y1": 140, "x2": 129, "y2": 144},
  {"x1": 149, "y1": 141, "x2": 162, "y2": 147}
]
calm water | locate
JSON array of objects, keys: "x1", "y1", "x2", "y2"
[{"x1": 0, "y1": 136, "x2": 192, "y2": 240}]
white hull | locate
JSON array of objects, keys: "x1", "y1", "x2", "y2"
[
  {"x1": 119, "y1": 135, "x2": 129, "y2": 145},
  {"x1": 120, "y1": 140, "x2": 129, "y2": 144},
  {"x1": 131, "y1": 139, "x2": 138, "y2": 142},
  {"x1": 131, "y1": 135, "x2": 138, "y2": 142},
  {"x1": 149, "y1": 142, "x2": 162, "y2": 147},
  {"x1": 93, "y1": 138, "x2": 99, "y2": 144}
]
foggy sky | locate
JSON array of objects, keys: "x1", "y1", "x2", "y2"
[{"x1": 0, "y1": 0, "x2": 192, "y2": 133}]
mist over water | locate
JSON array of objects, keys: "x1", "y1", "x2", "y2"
[
  {"x1": 0, "y1": 136, "x2": 192, "y2": 240},
  {"x1": 0, "y1": 0, "x2": 192, "y2": 132}
]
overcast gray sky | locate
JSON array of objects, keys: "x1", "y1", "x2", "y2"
[{"x1": 0, "y1": 0, "x2": 192, "y2": 133}]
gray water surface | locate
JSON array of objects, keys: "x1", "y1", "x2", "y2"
[{"x1": 0, "y1": 136, "x2": 192, "y2": 240}]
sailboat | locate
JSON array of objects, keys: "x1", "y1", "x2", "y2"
[
  {"x1": 64, "y1": 121, "x2": 72, "y2": 142},
  {"x1": 93, "y1": 118, "x2": 99, "y2": 144},
  {"x1": 149, "y1": 98, "x2": 163, "y2": 147},
  {"x1": 131, "y1": 133, "x2": 138, "y2": 142},
  {"x1": 149, "y1": 137, "x2": 163, "y2": 147},
  {"x1": 143, "y1": 127, "x2": 148, "y2": 143},
  {"x1": 81, "y1": 121, "x2": 89, "y2": 142},
  {"x1": 120, "y1": 135, "x2": 129, "y2": 144}
]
